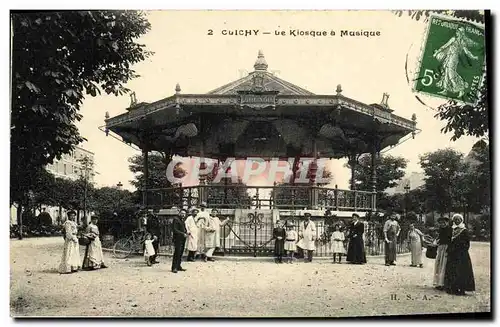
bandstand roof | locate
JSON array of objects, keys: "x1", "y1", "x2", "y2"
[{"x1": 105, "y1": 51, "x2": 418, "y2": 159}]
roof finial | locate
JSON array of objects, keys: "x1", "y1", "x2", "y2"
[
  {"x1": 175, "y1": 83, "x2": 181, "y2": 94},
  {"x1": 254, "y1": 50, "x2": 268, "y2": 71},
  {"x1": 336, "y1": 84, "x2": 342, "y2": 95},
  {"x1": 129, "y1": 91, "x2": 137, "y2": 107},
  {"x1": 380, "y1": 92, "x2": 390, "y2": 108}
]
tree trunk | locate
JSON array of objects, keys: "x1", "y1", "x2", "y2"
[
  {"x1": 17, "y1": 202, "x2": 23, "y2": 240},
  {"x1": 58, "y1": 205, "x2": 63, "y2": 225}
]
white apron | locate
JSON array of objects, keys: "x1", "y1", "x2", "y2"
[
  {"x1": 297, "y1": 220, "x2": 316, "y2": 251},
  {"x1": 185, "y1": 215, "x2": 199, "y2": 252}
]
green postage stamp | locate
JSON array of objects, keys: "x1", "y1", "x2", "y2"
[{"x1": 414, "y1": 15, "x2": 485, "y2": 105}]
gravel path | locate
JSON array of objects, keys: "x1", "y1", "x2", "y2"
[{"x1": 10, "y1": 238, "x2": 490, "y2": 317}]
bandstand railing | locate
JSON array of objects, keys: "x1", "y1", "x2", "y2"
[{"x1": 145, "y1": 184, "x2": 375, "y2": 211}]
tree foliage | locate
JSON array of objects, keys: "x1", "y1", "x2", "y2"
[
  {"x1": 11, "y1": 10, "x2": 152, "y2": 207},
  {"x1": 394, "y1": 10, "x2": 488, "y2": 141},
  {"x1": 346, "y1": 154, "x2": 408, "y2": 193}
]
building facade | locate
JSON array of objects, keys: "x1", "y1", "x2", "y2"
[{"x1": 45, "y1": 146, "x2": 95, "y2": 182}]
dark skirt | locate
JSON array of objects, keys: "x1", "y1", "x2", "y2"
[
  {"x1": 346, "y1": 237, "x2": 367, "y2": 263},
  {"x1": 274, "y1": 239, "x2": 285, "y2": 256},
  {"x1": 385, "y1": 230, "x2": 397, "y2": 263},
  {"x1": 444, "y1": 250, "x2": 475, "y2": 292}
]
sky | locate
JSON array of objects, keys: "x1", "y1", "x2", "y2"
[{"x1": 76, "y1": 10, "x2": 481, "y2": 191}]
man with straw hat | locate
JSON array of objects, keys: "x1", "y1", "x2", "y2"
[{"x1": 297, "y1": 212, "x2": 316, "y2": 262}]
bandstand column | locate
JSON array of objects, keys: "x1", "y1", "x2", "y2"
[
  {"x1": 309, "y1": 140, "x2": 319, "y2": 209},
  {"x1": 142, "y1": 146, "x2": 149, "y2": 228},
  {"x1": 370, "y1": 140, "x2": 379, "y2": 211}
]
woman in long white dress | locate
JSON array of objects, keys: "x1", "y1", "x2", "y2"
[
  {"x1": 82, "y1": 216, "x2": 107, "y2": 270},
  {"x1": 59, "y1": 211, "x2": 81, "y2": 274},
  {"x1": 407, "y1": 224, "x2": 424, "y2": 268}
]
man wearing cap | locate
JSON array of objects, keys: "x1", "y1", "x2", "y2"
[
  {"x1": 297, "y1": 212, "x2": 316, "y2": 262},
  {"x1": 383, "y1": 212, "x2": 401, "y2": 266},
  {"x1": 433, "y1": 216, "x2": 452, "y2": 289},
  {"x1": 346, "y1": 213, "x2": 367, "y2": 264},
  {"x1": 171, "y1": 209, "x2": 188, "y2": 273},
  {"x1": 185, "y1": 208, "x2": 200, "y2": 261}
]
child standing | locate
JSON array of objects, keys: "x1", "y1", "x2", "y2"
[
  {"x1": 144, "y1": 233, "x2": 156, "y2": 266},
  {"x1": 331, "y1": 224, "x2": 345, "y2": 263},
  {"x1": 284, "y1": 223, "x2": 298, "y2": 264}
]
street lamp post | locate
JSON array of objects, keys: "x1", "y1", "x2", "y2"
[{"x1": 404, "y1": 184, "x2": 410, "y2": 220}]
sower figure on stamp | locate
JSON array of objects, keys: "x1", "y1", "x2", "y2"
[
  {"x1": 273, "y1": 219, "x2": 286, "y2": 263},
  {"x1": 185, "y1": 208, "x2": 199, "y2": 262},
  {"x1": 346, "y1": 213, "x2": 367, "y2": 264},
  {"x1": 297, "y1": 213, "x2": 316, "y2": 262},
  {"x1": 171, "y1": 209, "x2": 188, "y2": 273}
]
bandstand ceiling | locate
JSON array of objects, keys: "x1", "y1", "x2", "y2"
[{"x1": 105, "y1": 51, "x2": 418, "y2": 159}]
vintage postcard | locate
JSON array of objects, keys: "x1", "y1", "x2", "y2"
[{"x1": 10, "y1": 10, "x2": 491, "y2": 318}]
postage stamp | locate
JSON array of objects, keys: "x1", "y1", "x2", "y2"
[{"x1": 413, "y1": 15, "x2": 485, "y2": 105}]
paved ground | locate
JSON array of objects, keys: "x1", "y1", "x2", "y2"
[{"x1": 10, "y1": 237, "x2": 490, "y2": 317}]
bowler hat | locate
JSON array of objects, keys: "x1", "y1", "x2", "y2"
[
  {"x1": 304, "y1": 212, "x2": 312, "y2": 217},
  {"x1": 352, "y1": 213, "x2": 360, "y2": 219},
  {"x1": 67, "y1": 210, "x2": 76, "y2": 216}
]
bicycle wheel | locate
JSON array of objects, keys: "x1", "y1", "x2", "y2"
[{"x1": 113, "y1": 237, "x2": 133, "y2": 259}]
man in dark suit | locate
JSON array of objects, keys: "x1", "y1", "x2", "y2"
[{"x1": 171, "y1": 209, "x2": 188, "y2": 273}]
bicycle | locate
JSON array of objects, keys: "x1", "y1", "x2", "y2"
[{"x1": 113, "y1": 229, "x2": 147, "y2": 259}]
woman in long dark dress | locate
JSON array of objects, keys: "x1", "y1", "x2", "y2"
[
  {"x1": 444, "y1": 214, "x2": 475, "y2": 295},
  {"x1": 273, "y1": 220, "x2": 286, "y2": 263},
  {"x1": 346, "y1": 214, "x2": 367, "y2": 264}
]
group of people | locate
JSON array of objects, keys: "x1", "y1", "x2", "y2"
[
  {"x1": 59, "y1": 211, "x2": 107, "y2": 274},
  {"x1": 271, "y1": 213, "x2": 368, "y2": 265},
  {"x1": 169, "y1": 203, "x2": 229, "y2": 273},
  {"x1": 433, "y1": 214, "x2": 475, "y2": 296},
  {"x1": 58, "y1": 207, "x2": 476, "y2": 296}
]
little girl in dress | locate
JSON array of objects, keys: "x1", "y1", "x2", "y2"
[
  {"x1": 284, "y1": 223, "x2": 298, "y2": 264},
  {"x1": 144, "y1": 233, "x2": 156, "y2": 266},
  {"x1": 330, "y1": 224, "x2": 346, "y2": 263}
]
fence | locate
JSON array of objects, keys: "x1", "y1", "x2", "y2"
[{"x1": 100, "y1": 216, "x2": 411, "y2": 258}]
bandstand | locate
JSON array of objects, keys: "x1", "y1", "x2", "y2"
[{"x1": 104, "y1": 51, "x2": 418, "y2": 257}]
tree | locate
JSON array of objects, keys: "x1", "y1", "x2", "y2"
[
  {"x1": 347, "y1": 154, "x2": 408, "y2": 194},
  {"x1": 419, "y1": 148, "x2": 465, "y2": 215},
  {"x1": 91, "y1": 186, "x2": 136, "y2": 219},
  {"x1": 11, "y1": 11, "x2": 152, "y2": 222},
  {"x1": 128, "y1": 152, "x2": 187, "y2": 207},
  {"x1": 394, "y1": 10, "x2": 488, "y2": 141}
]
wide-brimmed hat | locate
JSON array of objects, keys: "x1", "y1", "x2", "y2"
[
  {"x1": 352, "y1": 213, "x2": 360, "y2": 219},
  {"x1": 304, "y1": 212, "x2": 312, "y2": 217}
]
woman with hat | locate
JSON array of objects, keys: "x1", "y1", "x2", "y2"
[
  {"x1": 185, "y1": 207, "x2": 200, "y2": 261},
  {"x1": 346, "y1": 213, "x2": 367, "y2": 264},
  {"x1": 82, "y1": 216, "x2": 107, "y2": 270},
  {"x1": 59, "y1": 210, "x2": 81, "y2": 274},
  {"x1": 433, "y1": 216, "x2": 452, "y2": 289},
  {"x1": 443, "y1": 214, "x2": 475, "y2": 295}
]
